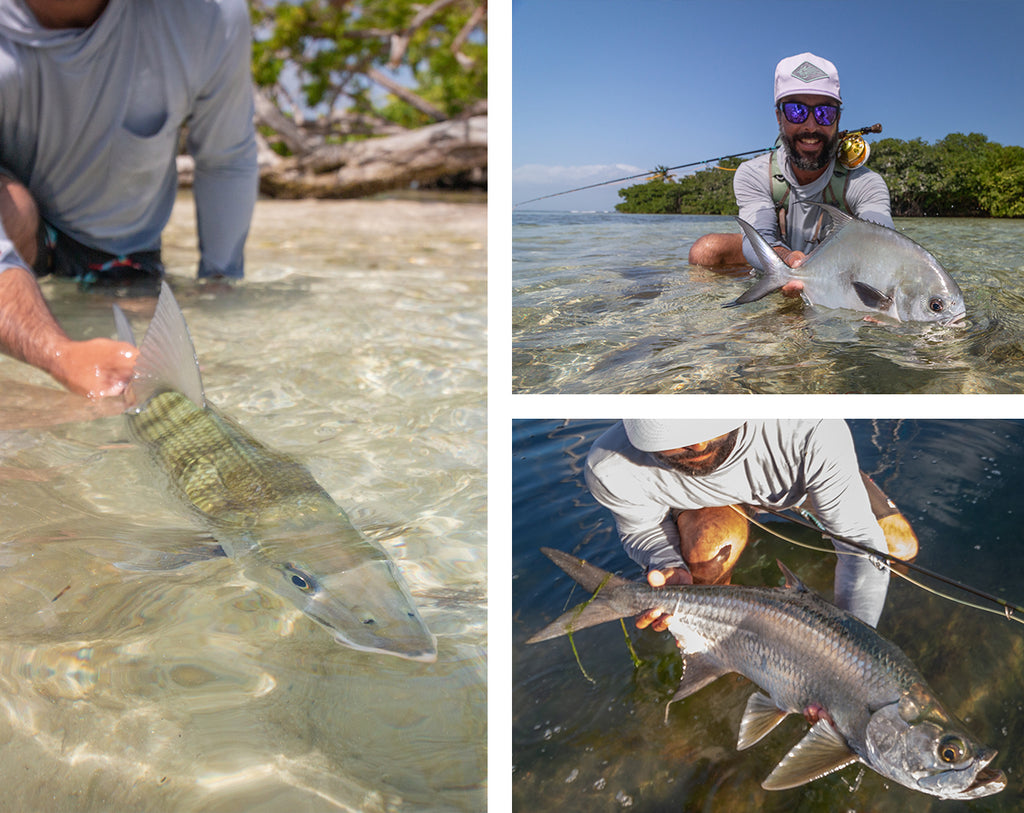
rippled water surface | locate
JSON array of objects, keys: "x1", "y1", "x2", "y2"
[
  {"x1": 514, "y1": 419, "x2": 1024, "y2": 812},
  {"x1": 513, "y1": 212, "x2": 1024, "y2": 393},
  {"x1": 0, "y1": 194, "x2": 486, "y2": 812}
]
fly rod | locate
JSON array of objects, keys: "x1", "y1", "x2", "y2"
[
  {"x1": 512, "y1": 123, "x2": 884, "y2": 209},
  {"x1": 744, "y1": 504, "x2": 1024, "y2": 625}
]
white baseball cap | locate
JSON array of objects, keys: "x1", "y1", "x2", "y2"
[
  {"x1": 622, "y1": 420, "x2": 746, "y2": 452},
  {"x1": 774, "y1": 52, "x2": 841, "y2": 104}
]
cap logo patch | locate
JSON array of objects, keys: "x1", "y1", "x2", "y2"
[{"x1": 791, "y1": 61, "x2": 828, "y2": 83}]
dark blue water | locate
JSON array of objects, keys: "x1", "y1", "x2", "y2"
[
  {"x1": 513, "y1": 419, "x2": 1024, "y2": 811},
  {"x1": 513, "y1": 211, "x2": 1024, "y2": 393}
]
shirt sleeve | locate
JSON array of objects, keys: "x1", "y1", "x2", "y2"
[
  {"x1": 734, "y1": 157, "x2": 784, "y2": 267},
  {"x1": 585, "y1": 452, "x2": 686, "y2": 573},
  {"x1": 186, "y1": 0, "x2": 258, "y2": 279},
  {"x1": 801, "y1": 420, "x2": 890, "y2": 626},
  {"x1": 847, "y1": 168, "x2": 894, "y2": 229}
]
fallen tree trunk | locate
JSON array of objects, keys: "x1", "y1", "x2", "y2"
[
  {"x1": 259, "y1": 114, "x2": 487, "y2": 199},
  {"x1": 178, "y1": 114, "x2": 487, "y2": 198}
]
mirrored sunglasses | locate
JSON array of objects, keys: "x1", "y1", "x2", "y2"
[{"x1": 778, "y1": 101, "x2": 840, "y2": 127}]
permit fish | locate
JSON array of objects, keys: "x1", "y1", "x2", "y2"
[
  {"x1": 528, "y1": 548, "x2": 1004, "y2": 799},
  {"x1": 724, "y1": 202, "x2": 966, "y2": 323},
  {"x1": 112, "y1": 283, "x2": 436, "y2": 662}
]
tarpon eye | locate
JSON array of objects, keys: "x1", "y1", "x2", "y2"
[
  {"x1": 938, "y1": 735, "x2": 966, "y2": 763},
  {"x1": 929, "y1": 297, "x2": 945, "y2": 313}
]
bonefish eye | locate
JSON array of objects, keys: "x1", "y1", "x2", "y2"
[
  {"x1": 938, "y1": 735, "x2": 966, "y2": 763},
  {"x1": 284, "y1": 566, "x2": 317, "y2": 593},
  {"x1": 929, "y1": 297, "x2": 945, "y2": 313}
]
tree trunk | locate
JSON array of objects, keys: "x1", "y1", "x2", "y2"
[{"x1": 256, "y1": 114, "x2": 486, "y2": 199}]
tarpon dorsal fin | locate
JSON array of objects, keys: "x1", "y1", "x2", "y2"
[
  {"x1": 852, "y1": 281, "x2": 895, "y2": 312},
  {"x1": 738, "y1": 691, "x2": 791, "y2": 750},
  {"x1": 761, "y1": 719, "x2": 859, "y2": 790},
  {"x1": 115, "y1": 281, "x2": 205, "y2": 408},
  {"x1": 776, "y1": 560, "x2": 809, "y2": 592}
]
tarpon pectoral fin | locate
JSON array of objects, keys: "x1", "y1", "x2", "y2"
[
  {"x1": 737, "y1": 691, "x2": 791, "y2": 750},
  {"x1": 664, "y1": 653, "x2": 730, "y2": 722},
  {"x1": 852, "y1": 281, "x2": 894, "y2": 312},
  {"x1": 761, "y1": 719, "x2": 858, "y2": 791}
]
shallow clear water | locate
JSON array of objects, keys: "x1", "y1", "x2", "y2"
[
  {"x1": 0, "y1": 194, "x2": 486, "y2": 812},
  {"x1": 512, "y1": 212, "x2": 1024, "y2": 393},
  {"x1": 513, "y1": 419, "x2": 1024, "y2": 811}
]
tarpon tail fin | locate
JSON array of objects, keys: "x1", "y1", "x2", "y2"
[
  {"x1": 114, "y1": 281, "x2": 205, "y2": 408},
  {"x1": 525, "y1": 548, "x2": 634, "y2": 644},
  {"x1": 723, "y1": 218, "x2": 791, "y2": 308}
]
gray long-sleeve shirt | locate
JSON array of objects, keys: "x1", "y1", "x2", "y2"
[
  {"x1": 734, "y1": 149, "x2": 893, "y2": 270},
  {"x1": 0, "y1": 0, "x2": 257, "y2": 278},
  {"x1": 585, "y1": 419, "x2": 890, "y2": 626}
]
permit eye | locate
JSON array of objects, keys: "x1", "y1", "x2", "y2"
[
  {"x1": 938, "y1": 735, "x2": 966, "y2": 763},
  {"x1": 284, "y1": 566, "x2": 318, "y2": 593},
  {"x1": 929, "y1": 297, "x2": 945, "y2": 313}
]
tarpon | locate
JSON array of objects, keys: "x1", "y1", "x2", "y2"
[
  {"x1": 528, "y1": 548, "x2": 1004, "y2": 799},
  {"x1": 112, "y1": 283, "x2": 436, "y2": 662},
  {"x1": 724, "y1": 202, "x2": 966, "y2": 323}
]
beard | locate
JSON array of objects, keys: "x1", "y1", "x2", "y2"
[
  {"x1": 781, "y1": 126, "x2": 839, "y2": 172},
  {"x1": 653, "y1": 429, "x2": 740, "y2": 476}
]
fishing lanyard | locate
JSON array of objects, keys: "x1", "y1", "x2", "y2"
[{"x1": 732, "y1": 504, "x2": 1024, "y2": 627}]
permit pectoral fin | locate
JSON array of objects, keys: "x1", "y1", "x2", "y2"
[
  {"x1": 761, "y1": 719, "x2": 859, "y2": 790},
  {"x1": 852, "y1": 281, "x2": 894, "y2": 312},
  {"x1": 738, "y1": 691, "x2": 791, "y2": 750},
  {"x1": 121, "y1": 281, "x2": 206, "y2": 408}
]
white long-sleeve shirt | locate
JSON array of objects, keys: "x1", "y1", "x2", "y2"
[
  {"x1": 0, "y1": 0, "x2": 257, "y2": 278},
  {"x1": 585, "y1": 419, "x2": 890, "y2": 626}
]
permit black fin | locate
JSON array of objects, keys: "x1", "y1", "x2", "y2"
[
  {"x1": 724, "y1": 217, "x2": 793, "y2": 308},
  {"x1": 761, "y1": 719, "x2": 859, "y2": 790},
  {"x1": 738, "y1": 691, "x2": 792, "y2": 750},
  {"x1": 852, "y1": 280, "x2": 895, "y2": 311},
  {"x1": 114, "y1": 281, "x2": 205, "y2": 408}
]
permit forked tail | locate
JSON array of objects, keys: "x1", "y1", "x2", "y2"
[
  {"x1": 526, "y1": 548, "x2": 634, "y2": 644},
  {"x1": 113, "y1": 281, "x2": 205, "y2": 408},
  {"x1": 723, "y1": 218, "x2": 792, "y2": 308}
]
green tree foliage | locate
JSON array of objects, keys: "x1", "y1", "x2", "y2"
[
  {"x1": 617, "y1": 135, "x2": 1024, "y2": 217},
  {"x1": 250, "y1": 0, "x2": 486, "y2": 129}
]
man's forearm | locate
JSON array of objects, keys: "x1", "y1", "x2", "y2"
[{"x1": 0, "y1": 265, "x2": 71, "y2": 372}]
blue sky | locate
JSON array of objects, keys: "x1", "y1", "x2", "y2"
[{"x1": 511, "y1": 0, "x2": 1024, "y2": 211}]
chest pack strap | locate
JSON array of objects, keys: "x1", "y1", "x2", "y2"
[{"x1": 770, "y1": 149, "x2": 850, "y2": 241}]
